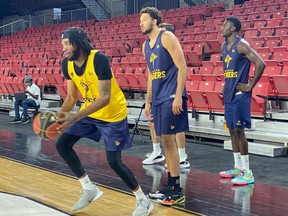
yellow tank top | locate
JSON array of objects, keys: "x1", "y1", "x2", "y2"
[{"x1": 67, "y1": 50, "x2": 127, "y2": 122}]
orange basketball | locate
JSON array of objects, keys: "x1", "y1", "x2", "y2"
[{"x1": 33, "y1": 111, "x2": 61, "y2": 140}]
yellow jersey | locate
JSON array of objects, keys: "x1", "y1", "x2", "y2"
[{"x1": 67, "y1": 50, "x2": 127, "y2": 122}]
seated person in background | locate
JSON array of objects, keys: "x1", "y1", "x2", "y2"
[{"x1": 10, "y1": 75, "x2": 41, "y2": 124}]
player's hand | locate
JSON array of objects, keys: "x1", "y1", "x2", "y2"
[
  {"x1": 236, "y1": 83, "x2": 252, "y2": 92},
  {"x1": 172, "y1": 96, "x2": 183, "y2": 115},
  {"x1": 56, "y1": 112, "x2": 78, "y2": 132},
  {"x1": 144, "y1": 103, "x2": 152, "y2": 120}
]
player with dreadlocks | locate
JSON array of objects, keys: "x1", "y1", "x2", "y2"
[{"x1": 56, "y1": 27, "x2": 153, "y2": 216}]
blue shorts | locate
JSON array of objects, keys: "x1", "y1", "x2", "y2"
[
  {"x1": 64, "y1": 117, "x2": 132, "y2": 151},
  {"x1": 153, "y1": 99, "x2": 189, "y2": 136},
  {"x1": 225, "y1": 92, "x2": 251, "y2": 129}
]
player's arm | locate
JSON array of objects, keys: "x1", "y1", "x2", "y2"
[
  {"x1": 142, "y1": 41, "x2": 152, "y2": 118},
  {"x1": 60, "y1": 58, "x2": 78, "y2": 113},
  {"x1": 61, "y1": 80, "x2": 79, "y2": 112},
  {"x1": 162, "y1": 31, "x2": 187, "y2": 114},
  {"x1": 237, "y1": 40, "x2": 266, "y2": 92},
  {"x1": 76, "y1": 80, "x2": 111, "y2": 120}
]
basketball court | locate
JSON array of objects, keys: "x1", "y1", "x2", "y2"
[{"x1": 0, "y1": 113, "x2": 287, "y2": 215}]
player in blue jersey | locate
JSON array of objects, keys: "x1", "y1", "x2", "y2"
[
  {"x1": 140, "y1": 7, "x2": 189, "y2": 206},
  {"x1": 142, "y1": 23, "x2": 190, "y2": 168},
  {"x1": 219, "y1": 17, "x2": 266, "y2": 185}
]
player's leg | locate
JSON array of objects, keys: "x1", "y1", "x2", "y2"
[
  {"x1": 219, "y1": 101, "x2": 242, "y2": 178},
  {"x1": 156, "y1": 99, "x2": 188, "y2": 206},
  {"x1": 231, "y1": 95, "x2": 254, "y2": 185},
  {"x1": 176, "y1": 132, "x2": 190, "y2": 168},
  {"x1": 142, "y1": 121, "x2": 165, "y2": 165},
  {"x1": 56, "y1": 119, "x2": 103, "y2": 211},
  {"x1": 100, "y1": 118, "x2": 153, "y2": 216}
]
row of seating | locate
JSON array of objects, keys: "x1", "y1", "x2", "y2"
[{"x1": 186, "y1": 81, "x2": 268, "y2": 117}]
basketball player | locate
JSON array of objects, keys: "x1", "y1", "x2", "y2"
[
  {"x1": 56, "y1": 27, "x2": 153, "y2": 215},
  {"x1": 140, "y1": 7, "x2": 189, "y2": 205},
  {"x1": 219, "y1": 17, "x2": 266, "y2": 185},
  {"x1": 142, "y1": 22, "x2": 190, "y2": 169}
]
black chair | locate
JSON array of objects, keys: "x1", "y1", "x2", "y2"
[{"x1": 130, "y1": 103, "x2": 149, "y2": 143}]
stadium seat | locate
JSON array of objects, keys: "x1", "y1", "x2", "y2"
[
  {"x1": 205, "y1": 82, "x2": 224, "y2": 112},
  {"x1": 251, "y1": 82, "x2": 269, "y2": 117}
]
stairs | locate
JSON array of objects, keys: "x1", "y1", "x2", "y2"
[{"x1": 80, "y1": 0, "x2": 111, "y2": 21}]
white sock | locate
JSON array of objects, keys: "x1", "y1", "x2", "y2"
[
  {"x1": 178, "y1": 148, "x2": 186, "y2": 161},
  {"x1": 153, "y1": 143, "x2": 161, "y2": 154},
  {"x1": 241, "y1": 155, "x2": 250, "y2": 171},
  {"x1": 133, "y1": 186, "x2": 147, "y2": 200},
  {"x1": 79, "y1": 175, "x2": 95, "y2": 190},
  {"x1": 233, "y1": 152, "x2": 242, "y2": 169}
]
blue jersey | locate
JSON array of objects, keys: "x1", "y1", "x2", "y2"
[
  {"x1": 222, "y1": 37, "x2": 251, "y2": 102},
  {"x1": 144, "y1": 30, "x2": 187, "y2": 106}
]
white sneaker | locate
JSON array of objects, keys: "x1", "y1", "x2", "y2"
[
  {"x1": 179, "y1": 153, "x2": 188, "y2": 162},
  {"x1": 145, "y1": 152, "x2": 152, "y2": 157},
  {"x1": 72, "y1": 185, "x2": 103, "y2": 211},
  {"x1": 142, "y1": 151, "x2": 165, "y2": 165},
  {"x1": 180, "y1": 161, "x2": 190, "y2": 169},
  {"x1": 132, "y1": 196, "x2": 153, "y2": 216}
]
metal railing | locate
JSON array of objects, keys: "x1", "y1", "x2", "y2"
[{"x1": 0, "y1": 19, "x2": 28, "y2": 36}]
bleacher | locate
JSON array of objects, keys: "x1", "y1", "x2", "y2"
[{"x1": 1, "y1": 0, "x2": 288, "y2": 156}]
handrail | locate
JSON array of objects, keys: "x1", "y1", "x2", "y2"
[{"x1": 0, "y1": 19, "x2": 24, "y2": 28}]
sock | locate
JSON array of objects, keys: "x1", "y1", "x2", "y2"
[
  {"x1": 133, "y1": 186, "x2": 147, "y2": 200},
  {"x1": 171, "y1": 176, "x2": 180, "y2": 191},
  {"x1": 241, "y1": 155, "x2": 250, "y2": 171},
  {"x1": 153, "y1": 143, "x2": 161, "y2": 154},
  {"x1": 167, "y1": 172, "x2": 172, "y2": 186},
  {"x1": 79, "y1": 175, "x2": 95, "y2": 190},
  {"x1": 233, "y1": 152, "x2": 242, "y2": 169},
  {"x1": 178, "y1": 148, "x2": 186, "y2": 161}
]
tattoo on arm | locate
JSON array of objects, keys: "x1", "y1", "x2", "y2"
[{"x1": 99, "y1": 80, "x2": 111, "y2": 98}]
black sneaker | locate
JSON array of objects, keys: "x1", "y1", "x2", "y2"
[
  {"x1": 21, "y1": 118, "x2": 30, "y2": 124},
  {"x1": 157, "y1": 188, "x2": 185, "y2": 206},
  {"x1": 149, "y1": 185, "x2": 171, "y2": 199},
  {"x1": 10, "y1": 118, "x2": 22, "y2": 124}
]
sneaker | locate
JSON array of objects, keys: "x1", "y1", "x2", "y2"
[
  {"x1": 21, "y1": 118, "x2": 30, "y2": 124},
  {"x1": 231, "y1": 169, "x2": 255, "y2": 186},
  {"x1": 179, "y1": 153, "x2": 188, "y2": 162},
  {"x1": 72, "y1": 185, "x2": 103, "y2": 211},
  {"x1": 132, "y1": 196, "x2": 153, "y2": 216},
  {"x1": 145, "y1": 152, "x2": 152, "y2": 157},
  {"x1": 219, "y1": 166, "x2": 242, "y2": 178},
  {"x1": 142, "y1": 151, "x2": 165, "y2": 165},
  {"x1": 157, "y1": 188, "x2": 185, "y2": 206},
  {"x1": 10, "y1": 118, "x2": 22, "y2": 124},
  {"x1": 149, "y1": 185, "x2": 171, "y2": 199},
  {"x1": 179, "y1": 161, "x2": 190, "y2": 169}
]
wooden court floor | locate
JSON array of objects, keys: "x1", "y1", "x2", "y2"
[{"x1": 0, "y1": 157, "x2": 197, "y2": 216}]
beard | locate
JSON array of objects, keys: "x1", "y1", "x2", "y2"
[
  {"x1": 68, "y1": 46, "x2": 80, "y2": 61},
  {"x1": 142, "y1": 24, "x2": 153, "y2": 35}
]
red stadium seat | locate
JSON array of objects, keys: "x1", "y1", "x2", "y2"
[{"x1": 251, "y1": 82, "x2": 268, "y2": 117}]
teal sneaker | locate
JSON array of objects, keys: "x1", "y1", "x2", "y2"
[
  {"x1": 219, "y1": 166, "x2": 241, "y2": 178},
  {"x1": 231, "y1": 169, "x2": 255, "y2": 185}
]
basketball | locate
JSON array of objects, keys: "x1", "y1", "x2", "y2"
[{"x1": 33, "y1": 111, "x2": 61, "y2": 140}]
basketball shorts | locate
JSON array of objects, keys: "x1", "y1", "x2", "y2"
[
  {"x1": 64, "y1": 117, "x2": 132, "y2": 151},
  {"x1": 225, "y1": 92, "x2": 251, "y2": 129},
  {"x1": 153, "y1": 99, "x2": 189, "y2": 136}
]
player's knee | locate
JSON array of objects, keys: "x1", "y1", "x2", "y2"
[{"x1": 107, "y1": 156, "x2": 121, "y2": 171}]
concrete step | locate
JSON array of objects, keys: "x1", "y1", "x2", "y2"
[
  {"x1": 255, "y1": 121, "x2": 288, "y2": 135},
  {"x1": 224, "y1": 140, "x2": 287, "y2": 157}
]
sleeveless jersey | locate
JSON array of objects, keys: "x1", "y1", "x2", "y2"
[
  {"x1": 144, "y1": 30, "x2": 187, "y2": 106},
  {"x1": 222, "y1": 37, "x2": 251, "y2": 102},
  {"x1": 67, "y1": 50, "x2": 127, "y2": 122}
]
